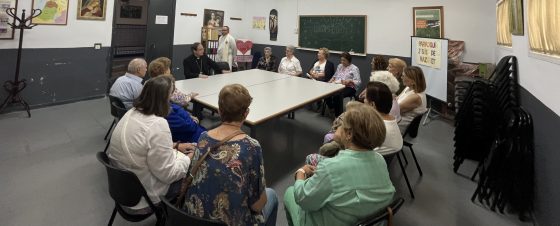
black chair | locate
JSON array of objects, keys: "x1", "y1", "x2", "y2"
[
  {"x1": 104, "y1": 99, "x2": 128, "y2": 152},
  {"x1": 355, "y1": 197, "x2": 405, "y2": 226},
  {"x1": 215, "y1": 62, "x2": 230, "y2": 73},
  {"x1": 96, "y1": 152, "x2": 163, "y2": 226},
  {"x1": 385, "y1": 150, "x2": 415, "y2": 199},
  {"x1": 401, "y1": 113, "x2": 425, "y2": 176},
  {"x1": 104, "y1": 95, "x2": 126, "y2": 141},
  {"x1": 160, "y1": 196, "x2": 227, "y2": 226}
]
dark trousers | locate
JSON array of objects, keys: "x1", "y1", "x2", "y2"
[{"x1": 326, "y1": 87, "x2": 356, "y2": 116}]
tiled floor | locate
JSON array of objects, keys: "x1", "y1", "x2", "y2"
[{"x1": 0, "y1": 98, "x2": 534, "y2": 226}]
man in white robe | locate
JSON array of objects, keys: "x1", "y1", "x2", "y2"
[{"x1": 216, "y1": 26, "x2": 237, "y2": 70}]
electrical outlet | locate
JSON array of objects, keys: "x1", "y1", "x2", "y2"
[{"x1": 94, "y1": 43, "x2": 102, "y2": 50}]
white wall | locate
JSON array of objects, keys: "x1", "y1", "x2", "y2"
[
  {"x1": 495, "y1": 2, "x2": 560, "y2": 116},
  {"x1": 243, "y1": 0, "x2": 496, "y2": 63},
  {"x1": 173, "y1": 0, "x2": 249, "y2": 45},
  {"x1": 0, "y1": 0, "x2": 114, "y2": 49}
]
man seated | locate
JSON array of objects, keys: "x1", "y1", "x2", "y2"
[
  {"x1": 109, "y1": 58, "x2": 147, "y2": 109},
  {"x1": 183, "y1": 42, "x2": 228, "y2": 79}
]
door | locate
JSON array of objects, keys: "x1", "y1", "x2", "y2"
[{"x1": 145, "y1": 0, "x2": 176, "y2": 63}]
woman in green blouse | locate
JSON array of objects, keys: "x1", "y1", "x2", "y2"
[{"x1": 284, "y1": 104, "x2": 396, "y2": 226}]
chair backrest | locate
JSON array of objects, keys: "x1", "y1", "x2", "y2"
[
  {"x1": 355, "y1": 197, "x2": 405, "y2": 226},
  {"x1": 108, "y1": 95, "x2": 126, "y2": 118},
  {"x1": 403, "y1": 113, "x2": 425, "y2": 139},
  {"x1": 216, "y1": 62, "x2": 230, "y2": 71},
  {"x1": 160, "y1": 196, "x2": 227, "y2": 226},
  {"x1": 111, "y1": 101, "x2": 128, "y2": 119},
  {"x1": 96, "y1": 152, "x2": 154, "y2": 208}
]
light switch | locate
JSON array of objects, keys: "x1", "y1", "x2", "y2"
[{"x1": 94, "y1": 43, "x2": 102, "y2": 50}]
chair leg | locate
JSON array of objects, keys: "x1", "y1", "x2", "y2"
[
  {"x1": 396, "y1": 153, "x2": 415, "y2": 199},
  {"x1": 321, "y1": 101, "x2": 327, "y2": 116},
  {"x1": 401, "y1": 150, "x2": 409, "y2": 166},
  {"x1": 103, "y1": 137, "x2": 111, "y2": 153},
  {"x1": 408, "y1": 146, "x2": 423, "y2": 176},
  {"x1": 104, "y1": 119, "x2": 116, "y2": 140},
  {"x1": 108, "y1": 206, "x2": 117, "y2": 226}
]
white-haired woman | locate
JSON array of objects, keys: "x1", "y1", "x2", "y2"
[
  {"x1": 359, "y1": 70, "x2": 401, "y2": 122},
  {"x1": 278, "y1": 45, "x2": 302, "y2": 76}
]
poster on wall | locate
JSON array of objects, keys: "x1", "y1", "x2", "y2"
[
  {"x1": 235, "y1": 39, "x2": 253, "y2": 63},
  {"x1": 77, "y1": 0, "x2": 106, "y2": 20},
  {"x1": 415, "y1": 38, "x2": 442, "y2": 69},
  {"x1": 204, "y1": 9, "x2": 224, "y2": 28},
  {"x1": 269, "y1": 9, "x2": 277, "y2": 41},
  {"x1": 31, "y1": 0, "x2": 69, "y2": 25},
  {"x1": 0, "y1": 0, "x2": 17, "y2": 39},
  {"x1": 252, "y1": 16, "x2": 265, "y2": 30},
  {"x1": 413, "y1": 6, "x2": 444, "y2": 38}
]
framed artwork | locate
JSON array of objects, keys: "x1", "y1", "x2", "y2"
[
  {"x1": 509, "y1": 0, "x2": 523, "y2": 35},
  {"x1": 0, "y1": 0, "x2": 17, "y2": 39},
  {"x1": 77, "y1": 0, "x2": 106, "y2": 20},
  {"x1": 116, "y1": 1, "x2": 147, "y2": 25},
  {"x1": 204, "y1": 9, "x2": 224, "y2": 28},
  {"x1": 31, "y1": 0, "x2": 69, "y2": 25},
  {"x1": 413, "y1": 6, "x2": 444, "y2": 38}
]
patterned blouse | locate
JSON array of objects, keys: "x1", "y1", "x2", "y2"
[
  {"x1": 256, "y1": 55, "x2": 277, "y2": 72},
  {"x1": 184, "y1": 132, "x2": 266, "y2": 226},
  {"x1": 171, "y1": 89, "x2": 192, "y2": 107},
  {"x1": 331, "y1": 64, "x2": 362, "y2": 90}
]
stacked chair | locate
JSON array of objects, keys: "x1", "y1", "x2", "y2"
[{"x1": 453, "y1": 56, "x2": 534, "y2": 221}]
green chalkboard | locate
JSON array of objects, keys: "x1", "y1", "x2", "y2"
[{"x1": 299, "y1": 15, "x2": 367, "y2": 54}]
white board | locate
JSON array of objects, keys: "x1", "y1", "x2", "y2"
[{"x1": 410, "y1": 37, "x2": 448, "y2": 102}]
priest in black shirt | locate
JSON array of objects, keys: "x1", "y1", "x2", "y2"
[{"x1": 183, "y1": 42, "x2": 226, "y2": 79}]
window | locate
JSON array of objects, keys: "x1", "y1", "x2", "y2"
[
  {"x1": 529, "y1": 0, "x2": 560, "y2": 57},
  {"x1": 497, "y1": 0, "x2": 512, "y2": 47}
]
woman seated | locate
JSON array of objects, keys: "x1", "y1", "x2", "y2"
[
  {"x1": 149, "y1": 59, "x2": 206, "y2": 142},
  {"x1": 278, "y1": 45, "x2": 303, "y2": 76},
  {"x1": 364, "y1": 81, "x2": 403, "y2": 155},
  {"x1": 149, "y1": 57, "x2": 199, "y2": 107},
  {"x1": 306, "y1": 47, "x2": 335, "y2": 82},
  {"x1": 387, "y1": 58, "x2": 407, "y2": 95},
  {"x1": 371, "y1": 55, "x2": 388, "y2": 72},
  {"x1": 257, "y1": 47, "x2": 278, "y2": 72},
  {"x1": 107, "y1": 76, "x2": 195, "y2": 213},
  {"x1": 326, "y1": 52, "x2": 362, "y2": 116},
  {"x1": 398, "y1": 66, "x2": 427, "y2": 132},
  {"x1": 284, "y1": 104, "x2": 395, "y2": 226},
  {"x1": 183, "y1": 84, "x2": 278, "y2": 226}
]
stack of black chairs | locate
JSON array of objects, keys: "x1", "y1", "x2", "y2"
[{"x1": 453, "y1": 56, "x2": 534, "y2": 221}]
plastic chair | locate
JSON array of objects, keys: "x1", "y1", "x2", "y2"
[
  {"x1": 355, "y1": 197, "x2": 405, "y2": 226},
  {"x1": 104, "y1": 95, "x2": 126, "y2": 141},
  {"x1": 160, "y1": 196, "x2": 227, "y2": 226},
  {"x1": 104, "y1": 99, "x2": 128, "y2": 153},
  {"x1": 401, "y1": 113, "x2": 425, "y2": 176},
  {"x1": 385, "y1": 150, "x2": 415, "y2": 199},
  {"x1": 96, "y1": 152, "x2": 163, "y2": 226}
]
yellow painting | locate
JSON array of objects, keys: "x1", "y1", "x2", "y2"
[{"x1": 32, "y1": 0, "x2": 68, "y2": 25}]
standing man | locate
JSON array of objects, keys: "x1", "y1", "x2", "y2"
[
  {"x1": 183, "y1": 42, "x2": 225, "y2": 79},
  {"x1": 216, "y1": 26, "x2": 237, "y2": 71},
  {"x1": 109, "y1": 58, "x2": 147, "y2": 109}
]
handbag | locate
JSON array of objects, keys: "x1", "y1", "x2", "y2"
[{"x1": 175, "y1": 130, "x2": 246, "y2": 207}]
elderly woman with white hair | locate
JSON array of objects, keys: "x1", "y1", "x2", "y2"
[
  {"x1": 359, "y1": 70, "x2": 401, "y2": 122},
  {"x1": 257, "y1": 47, "x2": 278, "y2": 72},
  {"x1": 278, "y1": 45, "x2": 302, "y2": 76}
]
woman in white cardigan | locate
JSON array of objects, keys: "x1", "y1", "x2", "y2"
[{"x1": 108, "y1": 76, "x2": 195, "y2": 212}]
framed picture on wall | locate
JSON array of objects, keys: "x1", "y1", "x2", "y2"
[
  {"x1": 204, "y1": 9, "x2": 224, "y2": 28},
  {"x1": 31, "y1": 0, "x2": 69, "y2": 25},
  {"x1": 413, "y1": 6, "x2": 444, "y2": 38},
  {"x1": 0, "y1": 0, "x2": 17, "y2": 39},
  {"x1": 77, "y1": 0, "x2": 106, "y2": 20},
  {"x1": 510, "y1": 0, "x2": 523, "y2": 35}
]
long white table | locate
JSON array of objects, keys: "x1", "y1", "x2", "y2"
[{"x1": 176, "y1": 69, "x2": 344, "y2": 136}]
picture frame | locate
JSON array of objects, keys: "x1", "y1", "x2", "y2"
[
  {"x1": 509, "y1": 0, "x2": 523, "y2": 35},
  {"x1": 116, "y1": 1, "x2": 147, "y2": 25},
  {"x1": 203, "y1": 9, "x2": 224, "y2": 28},
  {"x1": 77, "y1": 0, "x2": 106, "y2": 20},
  {"x1": 31, "y1": 0, "x2": 69, "y2": 25},
  {"x1": 0, "y1": 0, "x2": 17, "y2": 39},
  {"x1": 413, "y1": 6, "x2": 444, "y2": 38}
]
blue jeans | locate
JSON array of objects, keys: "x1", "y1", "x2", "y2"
[{"x1": 261, "y1": 188, "x2": 279, "y2": 226}]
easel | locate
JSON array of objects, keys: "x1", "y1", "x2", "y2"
[{"x1": 0, "y1": 8, "x2": 41, "y2": 117}]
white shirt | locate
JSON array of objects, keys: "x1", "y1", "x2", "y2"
[
  {"x1": 313, "y1": 61, "x2": 326, "y2": 74},
  {"x1": 278, "y1": 56, "x2": 303, "y2": 76},
  {"x1": 217, "y1": 34, "x2": 237, "y2": 70},
  {"x1": 397, "y1": 87, "x2": 427, "y2": 132},
  {"x1": 375, "y1": 119, "x2": 404, "y2": 155},
  {"x1": 108, "y1": 109, "x2": 191, "y2": 209},
  {"x1": 109, "y1": 73, "x2": 143, "y2": 109}
]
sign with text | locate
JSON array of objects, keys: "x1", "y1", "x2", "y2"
[{"x1": 415, "y1": 38, "x2": 442, "y2": 69}]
